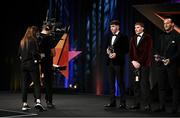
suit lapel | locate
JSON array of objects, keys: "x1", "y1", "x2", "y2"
[
  {"x1": 134, "y1": 35, "x2": 138, "y2": 47},
  {"x1": 113, "y1": 36, "x2": 118, "y2": 46},
  {"x1": 112, "y1": 33, "x2": 121, "y2": 46},
  {"x1": 109, "y1": 36, "x2": 113, "y2": 46},
  {"x1": 137, "y1": 34, "x2": 145, "y2": 47}
]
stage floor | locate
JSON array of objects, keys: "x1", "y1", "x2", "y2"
[{"x1": 0, "y1": 92, "x2": 179, "y2": 117}]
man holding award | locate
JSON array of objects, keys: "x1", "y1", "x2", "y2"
[
  {"x1": 104, "y1": 20, "x2": 129, "y2": 109},
  {"x1": 154, "y1": 18, "x2": 180, "y2": 113},
  {"x1": 129, "y1": 22, "x2": 153, "y2": 112}
]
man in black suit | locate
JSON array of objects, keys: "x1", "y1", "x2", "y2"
[
  {"x1": 154, "y1": 18, "x2": 180, "y2": 113},
  {"x1": 39, "y1": 24, "x2": 56, "y2": 108},
  {"x1": 104, "y1": 20, "x2": 129, "y2": 109}
]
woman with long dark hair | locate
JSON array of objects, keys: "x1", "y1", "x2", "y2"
[{"x1": 19, "y1": 26, "x2": 45, "y2": 111}]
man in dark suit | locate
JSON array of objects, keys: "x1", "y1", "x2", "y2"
[
  {"x1": 154, "y1": 18, "x2": 180, "y2": 113},
  {"x1": 104, "y1": 20, "x2": 129, "y2": 109},
  {"x1": 39, "y1": 24, "x2": 56, "y2": 108},
  {"x1": 129, "y1": 22, "x2": 152, "y2": 111}
]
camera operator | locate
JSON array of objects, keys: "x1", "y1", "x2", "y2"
[{"x1": 38, "y1": 24, "x2": 56, "y2": 109}]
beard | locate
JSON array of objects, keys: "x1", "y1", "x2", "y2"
[{"x1": 164, "y1": 26, "x2": 172, "y2": 32}]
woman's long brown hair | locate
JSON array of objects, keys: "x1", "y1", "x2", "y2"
[{"x1": 20, "y1": 26, "x2": 39, "y2": 49}]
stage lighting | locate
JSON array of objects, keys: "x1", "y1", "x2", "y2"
[
  {"x1": 73, "y1": 85, "x2": 77, "y2": 89},
  {"x1": 69, "y1": 84, "x2": 72, "y2": 88}
]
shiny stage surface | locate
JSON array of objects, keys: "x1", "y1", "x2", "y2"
[{"x1": 0, "y1": 92, "x2": 179, "y2": 117}]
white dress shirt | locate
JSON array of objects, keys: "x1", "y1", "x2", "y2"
[
  {"x1": 137, "y1": 32, "x2": 144, "y2": 45},
  {"x1": 111, "y1": 31, "x2": 119, "y2": 45}
]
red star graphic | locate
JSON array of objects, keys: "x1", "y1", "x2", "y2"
[{"x1": 53, "y1": 33, "x2": 81, "y2": 79}]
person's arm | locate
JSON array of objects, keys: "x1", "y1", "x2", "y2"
[
  {"x1": 51, "y1": 48, "x2": 56, "y2": 57},
  {"x1": 146, "y1": 35, "x2": 153, "y2": 66},
  {"x1": 113, "y1": 35, "x2": 129, "y2": 59},
  {"x1": 129, "y1": 37, "x2": 134, "y2": 62},
  {"x1": 31, "y1": 39, "x2": 41, "y2": 62},
  {"x1": 129, "y1": 37, "x2": 140, "y2": 69},
  {"x1": 138, "y1": 35, "x2": 152, "y2": 66},
  {"x1": 154, "y1": 34, "x2": 161, "y2": 62},
  {"x1": 169, "y1": 33, "x2": 180, "y2": 63}
]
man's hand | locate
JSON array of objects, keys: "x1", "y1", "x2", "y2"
[
  {"x1": 162, "y1": 58, "x2": 170, "y2": 66},
  {"x1": 132, "y1": 60, "x2": 141, "y2": 69},
  {"x1": 51, "y1": 48, "x2": 56, "y2": 57},
  {"x1": 109, "y1": 53, "x2": 116, "y2": 59}
]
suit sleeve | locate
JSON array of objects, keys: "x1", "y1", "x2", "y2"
[
  {"x1": 138, "y1": 35, "x2": 152, "y2": 66},
  {"x1": 170, "y1": 33, "x2": 180, "y2": 62},
  {"x1": 154, "y1": 35, "x2": 161, "y2": 55},
  {"x1": 30, "y1": 39, "x2": 40, "y2": 61},
  {"x1": 104, "y1": 35, "x2": 111, "y2": 55},
  {"x1": 129, "y1": 37, "x2": 134, "y2": 62},
  {"x1": 116, "y1": 35, "x2": 129, "y2": 57},
  {"x1": 146, "y1": 35, "x2": 153, "y2": 66}
]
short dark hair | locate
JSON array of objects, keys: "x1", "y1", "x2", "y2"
[
  {"x1": 110, "y1": 20, "x2": 120, "y2": 26},
  {"x1": 135, "y1": 22, "x2": 144, "y2": 27},
  {"x1": 164, "y1": 17, "x2": 173, "y2": 23}
]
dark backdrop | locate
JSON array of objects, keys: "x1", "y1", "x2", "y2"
[
  {"x1": 0, "y1": 0, "x2": 178, "y2": 98},
  {"x1": 1, "y1": 0, "x2": 48, "y2": 90}
]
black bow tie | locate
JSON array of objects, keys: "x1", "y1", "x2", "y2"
[
  {"x1": 112, "y1": 34, "x2": 118, "y2": 36},
  {"x1": 137, "y1": 34, "x2": 142, "y2": 37}
]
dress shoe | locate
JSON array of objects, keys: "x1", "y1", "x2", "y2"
[
  {"x1": 35, "y1": 102, "x2": 47, "y2": 111},
  {"x1": 118, "y1": 104, "x2": 127, "y2": 110},
  {"x1": 104, "y1": 103, "x2": 116, "y2": 107},
  {"x1": 129, "y1": 104, "x2": 140, "y2": 110},
  {"x1": 144, "y1": 104, "x2": 151, "y2": 112},
  {"x1": 22, "y1": 104, "x2": 31, "y2": 111},
  {"x1": 46, "y1": 101, "x2": 55, "y2": 109}
]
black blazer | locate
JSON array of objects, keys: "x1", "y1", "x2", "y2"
[
  {"x1": 105, "y1": 32, "x2": 129, "y2": 66},
  {"x1": 18, "y1": 39, "x2": 40, "y2": 71},
  {"x1": 155, "y1": 30, "x2": 180, "y2": 64}
]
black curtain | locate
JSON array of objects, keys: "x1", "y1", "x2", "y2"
[{"x1": 1, "y1": 0, "x2": 48, "y2": 91}]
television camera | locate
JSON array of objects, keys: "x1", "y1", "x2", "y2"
[{"x1": 42, "y1": 18, "x2": 70, "y2": 37}]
